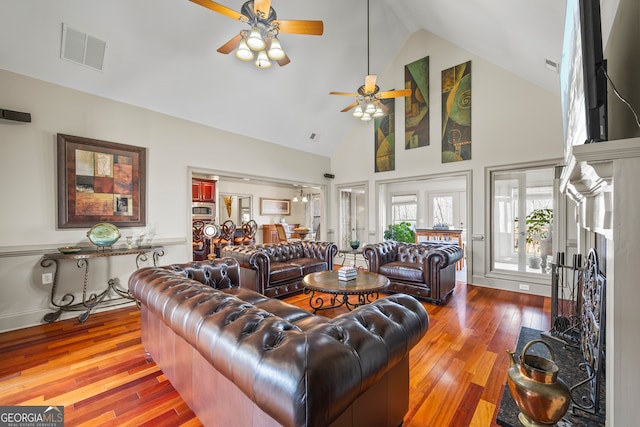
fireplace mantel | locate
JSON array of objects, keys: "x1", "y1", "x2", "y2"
[
  {"x1": 559, "y1": 136, "x2": 640, "y2": 425},
  {"x1": 560, "y1": 137, "x2": 640, "y2": 238}
]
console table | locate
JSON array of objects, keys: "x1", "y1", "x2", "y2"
[
  {"x1": 415, "y1": 228, "x2": 465, "y2": 270},
  {"x1": 40, "y1": 246, "x2": 164, "y2": 323}
]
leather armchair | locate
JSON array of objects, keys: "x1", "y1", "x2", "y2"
[{"x1": 364, "y1": 240, "x2": 463, "y2": 304}]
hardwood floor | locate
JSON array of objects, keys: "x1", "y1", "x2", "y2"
[{"x1": 0, "y1": 282, "x2": 550, "y2": 427}]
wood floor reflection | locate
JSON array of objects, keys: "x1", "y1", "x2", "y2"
[{"x1": 0, "y1": 282, "x2": 550, "y2": 426}]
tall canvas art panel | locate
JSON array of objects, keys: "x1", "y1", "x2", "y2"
[
  {"x1": 441, "y1": 61, "x2": 472, "y2": 162},
  {"x1": 405, "y1": 56, "x2": 429, "y2": 149},
  {"x1": 375, "y1": 98, "x2": 395, "y2": 172}
]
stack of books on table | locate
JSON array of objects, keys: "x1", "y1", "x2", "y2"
[{"x1": 338, "y1": 266, "x2": 357, "y2": 281}]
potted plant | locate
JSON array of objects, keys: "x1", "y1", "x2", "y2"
[
  {"x1": 524, "y1": 208, "x2": 553, "y2": 268},
  {"x1": 383, "y1": 222, "x2": 416, "y2": 243}
]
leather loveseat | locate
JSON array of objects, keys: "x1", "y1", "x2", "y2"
[
  {"x1": 129, "y1": 258, "x2": 429, "y2": 427},
  {"x1": 363, "y1": 240, "x2": 463, "y2": 305},
  {"x1": 221, "y1": 241, "x2": 338, "y2": 298}
]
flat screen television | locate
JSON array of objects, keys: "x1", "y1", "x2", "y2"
[{"x1": 560, "y1": 0, "x2": 608, "y2": 158}]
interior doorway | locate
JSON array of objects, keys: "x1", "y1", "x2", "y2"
[
  {"x1": 337, "y1": 183, "x2": 367, "y2": 250},
  {"x1": 376, "y1": 171, "x2": 472, "y2": 283},
  {"x1": 188, "y1": 168, "x2": 326, "y2": 259}
]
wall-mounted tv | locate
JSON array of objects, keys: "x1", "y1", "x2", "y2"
[{"x1": 560, "y1": 0, "x2": 608, "y2": 158}]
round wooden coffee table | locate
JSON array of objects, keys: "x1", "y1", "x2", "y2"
[{"x1": 302, "y1": 270, "x2": 389, "y2": 313}]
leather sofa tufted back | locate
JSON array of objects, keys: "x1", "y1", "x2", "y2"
[
  {"x1": 160, "y1": 257, "x2": 240, "y2": 289},
  {"x1": 129, "y1": 259, "x2": 429, "y2": 427}
]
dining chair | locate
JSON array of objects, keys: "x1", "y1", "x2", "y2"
[
  {"x1": 212, "y1": 220, "x2": 236, "y2": 256},
  {"x1": 234, "y1": 220, "x2": 258, "y2": 245},
  {"x1": 192, "y1": 220, "x2": 210, "y2": 261},
  {"x1": 274, "y1": 223, "x2": 289, "y2": 243}
]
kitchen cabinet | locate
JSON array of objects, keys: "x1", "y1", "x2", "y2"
[{"x1": 192, "y1": 179, "x2": 216, "y2": 202}]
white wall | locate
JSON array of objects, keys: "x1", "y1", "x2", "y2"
[
  {"x1": 330, "y1": 30, "x2": 564, "y2": 292},
  {"x1": 0, "y1": 68, "x2": 330, "y2": 331}
]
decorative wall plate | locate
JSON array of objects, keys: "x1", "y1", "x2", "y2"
[{"x1": 87, "y1": 223, "x2": 121, "y2": 247}]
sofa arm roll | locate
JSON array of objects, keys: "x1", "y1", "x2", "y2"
[
  {"x1": 220, "y1": 246, "x2": 270, "y2": 293},
  {"x1": 363, "y1": 241, "x2": 397, "y2": 272},
  {"x1": 426, "y1": 244, "x2": 464, "y2": 269}
]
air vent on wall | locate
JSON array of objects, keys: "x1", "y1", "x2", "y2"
[{"x1": 61, "y1": 23, "x2": 107, "y2": 71}]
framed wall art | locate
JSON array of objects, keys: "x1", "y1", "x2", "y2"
[
  {"x1": 405, "y1": 55, "x2": 430, "y2": 149},
  {"x1": 57, "y1": 133, "x2": 147, "y2": 228},
  {"x1": 260, "y1": 198, "x2": 290, "y2": 215},
  {"x1": 441, "y1": 61, "x2": 472, "y2": 162},
  {"x1": 374, "y1": 98, "x2": 395, "y2": 172}
]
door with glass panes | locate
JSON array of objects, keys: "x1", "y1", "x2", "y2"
[{"x1": 491, "y1": 167, "x2": 554, "y2": 275}]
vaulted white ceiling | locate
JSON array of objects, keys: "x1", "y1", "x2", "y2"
[{"x1": 0, "y1": 0, "x2": 566, "y2": 157}]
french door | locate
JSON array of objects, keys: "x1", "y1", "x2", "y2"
[
  {"x1": 338, "y1": 184, "x2": 367, "y2": 250},
  {"x1": 491, "y1": 166, "x2": 554, "y2": 275}
]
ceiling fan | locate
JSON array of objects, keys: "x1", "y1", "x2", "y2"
[
  {"x1": 189, "y1": 0, "x2": 324, "y2": 68},
  {"x1": 329, "y1": 0, "x2": 410, "y2": 121}
]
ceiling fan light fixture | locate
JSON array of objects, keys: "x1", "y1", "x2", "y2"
[
  {"x1": 254, "y1": 50, "x2": 272, "y2": 68},
  {"x1": 364, "y1": 101, "x2": 376, "y2": 114},
  {"x1": 353, "y1": 104, "x2": 364, "y2": 118},
  {"x1": 373, "y1": 105, "x2": 384, "y2": 118},
  {"x1": 247, "y1": 27, "x2": 266, "y2": 51},
  {"x1": 267, "y1": 37, "x2": 286, "y2": 60},
  {"x1": 235, "y1": 38, "x2": 254, "y2": 61},
  {"x1": 361, "y1": 112, "x2": 372, "y2": 122}
]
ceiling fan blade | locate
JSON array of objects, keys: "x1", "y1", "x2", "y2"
[
  {"x1": 254, "y1": 0, "x2": 271, "y2": 16},
  {"x1": 276, "y1": 53, "x2": 291, "y2": 67},
  {"x1": 217, "y1": 33, "x2": 243, "y2": 54},
  {"x1": 364, "y1": 74, "x2": 377, "y2": 94},
  {"x1": 341, "y1": 101, "x2": 359, "y2": 112},
  {"x1": 378, "y1": 89, "x2": 412, "y2": 99},
  {"x1": 329, "y1": 91, "x2": 358, "y2": 97},
  {"x1": 189, "y1": 0, "x2": 247, "y2": 22},
  {"x1": 273, "y1": 19, "x2": 324, "y2": 35}
]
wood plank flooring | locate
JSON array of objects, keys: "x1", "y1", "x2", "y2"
[{"x1": 0, "y1": 282, "x2": 550, "y2": 426}]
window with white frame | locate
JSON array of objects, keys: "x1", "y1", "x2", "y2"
[
  {"x1": 432, "y1": 195, "x2": 454, "y2": 226},
  {"x1": 391, "y1": 194, "x2": 417, "y2": 228}
]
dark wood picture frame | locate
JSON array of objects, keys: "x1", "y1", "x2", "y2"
[
  {"x1": 260, "y1": 198, "x2": 290, "y2": 215},
  {"x1": 57, "y1": 134, "x2": 146, "y2": 228}
]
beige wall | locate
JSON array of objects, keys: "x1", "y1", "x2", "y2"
[{"x1": 0, "y1": 68, "x2": 330, "y2": 331}]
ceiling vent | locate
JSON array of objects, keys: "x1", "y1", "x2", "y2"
[
  {"x1": 545, "y1": 58, "x2": 559, "y2": 73},
  {"x1": 61, "y1": 23, "x2": 106, "y2": 71}
]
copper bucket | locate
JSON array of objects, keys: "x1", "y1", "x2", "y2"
[{"x1": 506, "y1": 339, "x2": 571, "y2": 426}]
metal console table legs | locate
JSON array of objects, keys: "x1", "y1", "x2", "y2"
[{"x1": 40, "y1": 246, "x2": 164, "y2": 323}]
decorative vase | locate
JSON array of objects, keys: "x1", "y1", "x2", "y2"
[
  {"x1": 506, "y1": 339, "x2": 571, "y2": 426},
  {"x1": 349, "y1": 240, "x2": 360, "y2": 250}
]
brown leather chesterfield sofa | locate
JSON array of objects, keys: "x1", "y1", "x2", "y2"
[
  {"x1": 363, "y1": 241, "x2": 463, "y2": 305},
  {"x1": 221, "y1": 241, "x2": 338, "y2": 298},
  {"x1": 129, "y1": 258, "x2": 429, "y2": 427}
]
